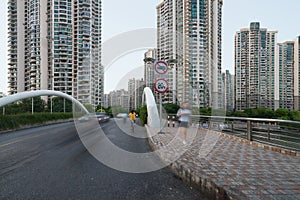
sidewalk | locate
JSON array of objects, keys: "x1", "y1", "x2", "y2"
[{"x1": 146, "y1": 126, "x2": 300, "y2": 200}]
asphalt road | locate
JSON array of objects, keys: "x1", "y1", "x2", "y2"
[{"x1": 0, "y1": 119, "x2": 207, "y2": 200}]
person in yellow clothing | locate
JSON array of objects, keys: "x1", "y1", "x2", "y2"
[
  {"x1": 128, "y1": 110, "x2": 136, "y2": 123},
  {"x1": 128, "y1": 110, "x2": 137, "y2": 132}
]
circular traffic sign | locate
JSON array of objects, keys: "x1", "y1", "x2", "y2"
[
  {"x1": 154, "y1": 61, "x2": 168, "y2": 74},
  {"x1": 154, "y1": 79, "x2": 169, "y2": 93}
]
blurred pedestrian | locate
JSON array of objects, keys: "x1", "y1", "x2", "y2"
[{"x1": 176, "y1": 102, "x2": 191, "y2": 144}]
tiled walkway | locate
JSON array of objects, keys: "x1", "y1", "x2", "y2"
[{"x1": 147, "y1": 127, "x2": 300, "y2": 200}]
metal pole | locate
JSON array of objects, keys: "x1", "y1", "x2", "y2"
[
  {"x1": 32, "y1": 97, "x2": 34, "y2": 115},
  {"x1": 247, "y1": 120, "x2": 252, "y2": 141},
  {"x1": 50, "y1": 97, "x2": 53, "y2": 114},
  {"x1": 160, "y1": 93, "x2": 162, "y2": 127},
  {"x1": 64, "y1": 98, "x2": 66, "y2": 113},
  {"x1": 158, "y1": 93, "x2": 164, "y2": 134},
  {"x1": 173, "y1": 67, "x2": 176, "y2": 104},
  {"x1": 3, "y1": 107, "x2": 5, "y2": 116}
]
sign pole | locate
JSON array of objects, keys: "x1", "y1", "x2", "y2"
[
  {"x1": 159, "y1": 93, "x2": 163, "y2": 134},
  {"x1": 154, "y1": 60, "x2": 169, "y2": 134}
]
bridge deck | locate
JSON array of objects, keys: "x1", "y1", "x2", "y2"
[{"x1": 147, "y1": 127, "x2": 300, "y2": 200}]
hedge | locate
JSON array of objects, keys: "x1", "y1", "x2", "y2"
[{"x1": 0, "y1": 112, "x2": 73, "y2": 131}]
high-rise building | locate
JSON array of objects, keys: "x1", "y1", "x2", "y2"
[
  {"x1": 143, "y1": 49, "x2": 160, "y2": 102},
  {"x1": 7, "y1": 0, "x2": 103, "y2": 106},
  {"x1": 294, "y1": 36, "x2": 300, "y2": 110},
  {"x1": 235, "y1": 22, "x2": 278, "y2": 110},
  {"x1": 276, "y1": 36, "x2": 300, "y2": 110},
  {"x1": 109, "y1": 89, "x2": 130, "y2": 111},
  {"x1": 144, "y1": 49, "x2": 157, "y2": 90},
  {"x1": 0, "y1": 92, "x2": 5, "y2": 98},
  {"x1": 128, "y1": 78, "x2": 145, "y2": 110},
  {"x1": 103, "y1": 94, "x2": 109, "y2": 109},
  {"x1": 221, "y1": 70, "x2": 235, "y2": 111},
  {"x1": 277, "y1": 42, "x2": 295, "y2": 110},
  {"x1": 156, "y1": 0, "x2": 223, "y2": 108}
]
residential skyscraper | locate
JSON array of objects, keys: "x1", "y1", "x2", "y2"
[
  {"x1": 222, "y1": 70, "x2": 235, "y2": 111},
  {"x1": 143, "y1": 49, "x2": 159, "y2": 102},
  {"x1": 144, "y1": 49, "x2": 157, "y2": 90},
  {"x1": 295, "y1": 36, "x2": 300, "y2": 110},
  {"x1": 276, "y1": 36, "x2": 300, "y2": 110},
  {"x1": 235, "y1": 22, "x2": 278, "y2": 110},
  {"x1": 109, "y1": 89, "x2": 130, "y2": 111},
  {"x1": 277, "y1": 42, "x2": 295, "y2": 110},
  {"x1": 7, "y1": 0, "x2": 103, "y2": 106},
  {"x1": 156, "y1": 0, "x2": 223, "y2": 108},
  {"x1": 128, "y1": 78, "x2": 145, "y2": 110}
]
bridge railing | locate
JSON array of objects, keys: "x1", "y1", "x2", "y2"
[{"x1": 167, "y1": 114, "x2": 300, "y2": 151}]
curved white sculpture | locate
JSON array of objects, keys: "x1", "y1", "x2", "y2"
[
  {"x1": 142, "y1": 87, "x2": 160, "y2": 128},
  {"x1": 0, "y1": 90, "x2": 89, "y2": 114}
]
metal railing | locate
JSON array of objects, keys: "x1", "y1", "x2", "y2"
[{"x1": 168, "y1": 114, "x2": 300, "y2": 151}]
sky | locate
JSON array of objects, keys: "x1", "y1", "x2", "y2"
[{"x1": 0, "y1": 0, "x2": 299, "y2": 94}]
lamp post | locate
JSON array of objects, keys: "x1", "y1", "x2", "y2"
[{"x1": 168, "y1": 58, "x2": 177, "y2": 105}]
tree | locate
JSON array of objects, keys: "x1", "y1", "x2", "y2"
[
  {"x1": 162, "y1": 103, "x2": 180, "y2": 114},
  {"x1": 21, "y1": 97, "x2": 46, "y2": 113},
  {"x1": 275, "y1": 108, "x2": 290, "y2": 120},
  {"x1": 290, "y1": 110, "x2": 300, "y2": 121},
  {"x1": 110, "y1": 106, "x2": 128, "y2": 116},
  {"x1": 83, "y1": 104, "x2": 95, "y2": 113},
  {"x1": 136, "y1": 105, "x2": 147, "y2": 126},
  {"x1": 256, "y1": 108, "x2": 274, "y2": 118},
  {"x1": 199, "y1": 107, "x2": 211, "y2": 116},
  {"x1": 48, "y1": 97, "x2": 72, "y2": 112},
  {"x1": 3, "y1": 102, "x2": 23, "y2": 115}
]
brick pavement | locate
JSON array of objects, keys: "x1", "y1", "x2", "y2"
[{"x1": 146, "y1": 126, "x2": 300, "y2": 200}]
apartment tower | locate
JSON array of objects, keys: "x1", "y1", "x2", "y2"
[
  {"x1": 235, "y1": 22, "x2": 277, "y2": 110},
  {"x1": 156, "y1": 0, "x2": 223, "y2": 108},
  {"x1": 7, "y1": 0, "x2": 103, "y2": 106},
  {"x1": 276, "y1": 36, "x2": 300, "y2": 110}
]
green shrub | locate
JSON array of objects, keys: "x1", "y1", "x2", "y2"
[{"x1": 0, "y1": 112, "x2": 73, "y2": 131}]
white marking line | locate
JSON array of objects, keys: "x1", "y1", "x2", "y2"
[{"x1": 0, "y1": 131, "x2": 56, "y2": 148}]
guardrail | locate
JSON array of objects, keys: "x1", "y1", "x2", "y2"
[{"x1": 167, "y1": 114, "x2": 300, "y2": 151}]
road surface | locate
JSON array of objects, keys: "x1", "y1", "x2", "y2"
[{"x1": 0, "y1": 119, "x2": 207, "y2": 199}]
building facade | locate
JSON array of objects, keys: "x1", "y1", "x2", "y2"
[
  {"x1": 276, "y1": 37, "x2": 300, "y2": 110},
  {"x1": 235, "y1": 22, "x2": 278, "y2": 110},
  {"x1": 295, "y1": 36, "x2": 300, "y2": 110},
  {"x1": 277, "y1": 42, "x2": 295, "y2": 110},
  {"x1": 7, "y1": 0, "x2": 103, "y2": 106},
  {"x1": 109, "y1": 89, "x2": 130, "y2": 112},
  {"x1": 156, "y1": 0, "x2": 223, "y2": 108},
  {"x1": 144, "y1": 49, "x2": 156, "y2": 89},
  {"x1": 128, "y1": 78, "x2": 145, "y2": 110},
  {"x1": 221, "y1": 70, "x2": 235, "y2": 111}
]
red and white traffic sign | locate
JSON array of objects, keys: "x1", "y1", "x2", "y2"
[
  {"x1": 154, "y1": 61, "x2": 168, "y2": 75},
  {"x1": 154, "y1": 79, "x2": 169, "y2": 94}
]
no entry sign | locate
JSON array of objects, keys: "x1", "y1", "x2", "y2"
[{"x1": 154, "y1": 79, "x2": 169, "y2": 94}]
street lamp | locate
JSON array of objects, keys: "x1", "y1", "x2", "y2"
[
  {"x1": 143, "y1": 57, "x2": 155, "y2": 89},
  {"x1": 168, "y1": 58, "x2": 177, "y2": 105}
]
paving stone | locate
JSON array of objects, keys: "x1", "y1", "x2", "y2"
[{"x1": 146, "y1": 126, "x2": 300, "y2": 200}]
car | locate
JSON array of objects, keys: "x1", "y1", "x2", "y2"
[
  {"x1": 115, "y1": 113, "x2": 128, "y2": 118},
  {"x1": 78, "y1": 113, "x2": 94, "y2": 122},
  {"x1": 96, "y1": 112, "x2": 110, "y2": 123}
]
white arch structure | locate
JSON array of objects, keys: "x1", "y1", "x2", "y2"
[
  {"x1": 142, "y1": 87, "x2": 160, "y2": 128},
  {"x1": 0, "y1": 90, "x2": 89, "y2": 114}
]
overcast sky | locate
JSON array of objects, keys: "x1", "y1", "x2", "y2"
[{"x1": 0, "y1": 0, "x2": 299, "y2": 93}]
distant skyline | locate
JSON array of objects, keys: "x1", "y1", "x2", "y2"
[{"x1": 0, "y1": 0, "x2": 299, "y2": 93}]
